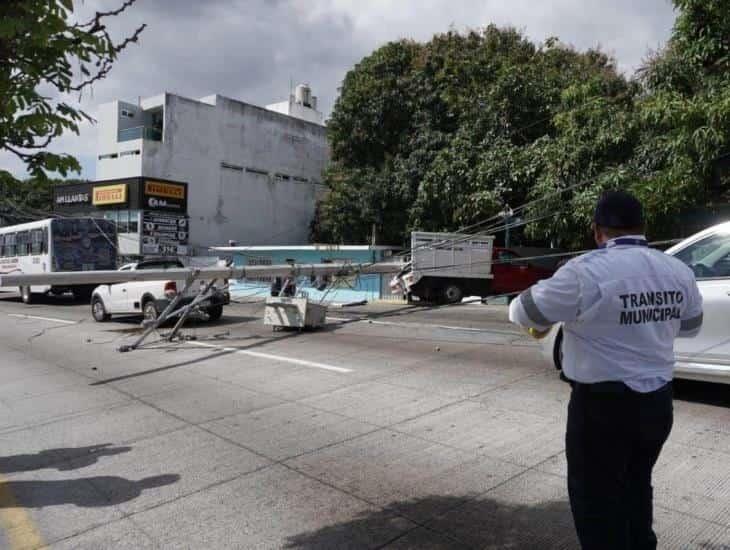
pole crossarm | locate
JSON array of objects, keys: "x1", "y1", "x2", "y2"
[{"x1": 0, "y1": 262, "x2": 404, "y2": 288}]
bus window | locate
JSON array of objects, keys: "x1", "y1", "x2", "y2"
[
  {"x1": 3, "y1": 232, "x2": 17, "y2": 257},
  {"x1": 31, "y1": 228, "x2": 48, "y2": 255},
  {"x1": 17, "y1": 231, "x2": 31, "y2": 256},
  {"x1": 51, "y1": 218, "x2": 117, "y2": 271}
]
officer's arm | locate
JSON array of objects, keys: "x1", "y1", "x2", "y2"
[
  {"x1": 508, "y1": 264, "x2": 581, "y2": 330},
  {"x1": 678, "y1": 277, "x2": 703, "y2": 338}
]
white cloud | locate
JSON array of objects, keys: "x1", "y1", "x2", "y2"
[{"x1": 3, "y1": 0, "x2": 676, "y2": 181}]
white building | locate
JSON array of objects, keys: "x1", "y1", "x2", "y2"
[
  {"x1": 266, "y1": 84, "x2": 324, "y2": 125},
  {"x1": 95, "y1": 87, "x2": 329, "y2": 254}
]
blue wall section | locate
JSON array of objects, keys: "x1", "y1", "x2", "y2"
[{"x1": 227, "y1": 248, "x2": 394, "y2": 303}]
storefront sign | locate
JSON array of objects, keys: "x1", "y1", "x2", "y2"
[
  {"x1": 142, "y1": 212, "x2": 189, "y2": 256},
  {"x1": 144, "y1": 181, "x2": 185, "y2": 200},
  {"x1": 143, "y1": 180, "x2": 186, "y2": 212},
  {"x1": 55, "y1": 192, "x2": 90, "y2": 206},
  {"x1": 92, "y1": 184, "x2": 127, "y2": 206}
]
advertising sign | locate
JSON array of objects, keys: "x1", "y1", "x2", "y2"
[
  {"x1": 145, "y1": 181, "x2": 185, "y2": 199},
  {"x1": 55, "y1": 191, "x2": 90, "y2": 206},
  {"x1": 92, "y1": 184, "x2": 128, "y2": 206},
  {"x1": 142, "y1": 212, "x2": 189, "y2": 256},
  {"x1": 53, "y1": 182, "x2": 93, "y2": 211},
  {"x1": 143, "y1": 179, "x2": 187, "y2": 212}
]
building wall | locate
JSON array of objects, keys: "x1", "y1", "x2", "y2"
[
  {"x1": 228, "y1": 247, "x2": 395, "y2": 303},
  {"x1": 96, "y1": 101, "x2": 144, "y2": 179},
  {"x1": 265, "y1": 99, "x2": 323, "y2": 125},
  {"x1": 97, "y1": 92, "x2": 329, "y2": 253}
]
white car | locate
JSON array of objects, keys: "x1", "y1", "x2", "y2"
[
  {"x1": 90, "y1": 259, "x2": 230, "y2": 323},
  {"x1": 541, "y1": 221, "x2": 730, "y2": 384}
]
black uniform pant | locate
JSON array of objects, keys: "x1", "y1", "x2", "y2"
[{"x1": 566, "y1": 380, "x2": 673, "y2": 550}]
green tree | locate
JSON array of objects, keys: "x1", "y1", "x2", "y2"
[
  {"x1": 0, "y1": 177, "x2": 86, "y2": 226},
  {"x1": 631, "y1": 0, "x2": 730, "y2": 236},
  {"x1": 314, "y1": 27, "x2": 637, "y2": 247},
  {"x1": 0, "y1": 0, "x2": 145, "y2": 181}
]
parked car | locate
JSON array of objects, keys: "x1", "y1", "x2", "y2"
[
  {"x1": 540, "y1": 221, "x2": 730, "y2": 384},
  {"x1": 90, "y1": 258, "x2": 230, "y2": 323},
  {"x1": 491, "y1": 247, "x2": 556, "y2": 297}
]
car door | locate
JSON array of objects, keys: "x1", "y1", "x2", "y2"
[
  {"x1": 109, "y1": 265, "x2": 136, "y2": 313},
  {"x1": 671, "y1": 229, "x2": 730, "y2": 376}
]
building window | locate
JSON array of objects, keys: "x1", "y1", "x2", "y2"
[
  {"x1": 245, "y1": 167, "x2": 269, "y2": 176},
  {"x1": 128, "y1": 211, "x2": 140, "y2": 233},
  {"x1": 274, "y1": 173, "x2": 291, "y2": 181},
  {"x1": 98, "y1": 153, "x2": 118, "y2": 160},
  {"x1": 292, "y1": 176, "x2": 309, "y2": 183},
  {"x1": 221, "y1": 162, "x2": 243, "y2": 171},
  {"x1": 121, "y1": 109, "x2": 135, "y2": 118},
  {"x1": 119, "y1": 149, "x2": 140, "y2": 157}
]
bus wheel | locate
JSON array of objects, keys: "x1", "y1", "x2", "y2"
[
  {"x1": 20, "y1": 286, "x2": 32, "y2": 304},
  {"x1": 91, "y1": 296, "x2": 110, "y2": 322}
]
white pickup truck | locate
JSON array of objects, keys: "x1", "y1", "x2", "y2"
[{"x1": 90, "y1": 258, "x2": 230, "y2": 323}]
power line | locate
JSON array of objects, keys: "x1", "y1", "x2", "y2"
[{"x1": 393, "y1": 237, "x2": 683, "y2": 277}]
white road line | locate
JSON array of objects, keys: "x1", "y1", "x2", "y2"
[
  {"x1": 7, "y1": 313, "x2": 78, "y2": 325},
  {"x1": 326, "y1": 316, "x2": 521, "y2": 336},
  {"x1": 186, "y1": 340, "x2": 353, "y2": 373}
]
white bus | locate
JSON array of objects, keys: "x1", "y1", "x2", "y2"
[{"x1": 0, "y1": 218, "x2": 117, "y2": 303}]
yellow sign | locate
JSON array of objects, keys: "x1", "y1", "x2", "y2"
[
  {"x1": 92, "y1": 184, "x2": 127, "y2": 205},
  {"x1": 145, "y1": 180, "x2": 185, "y2": 200}
]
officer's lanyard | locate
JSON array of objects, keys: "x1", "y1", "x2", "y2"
[{"x1": 600, "y1": 237, "x2": 649, "y2": 249}]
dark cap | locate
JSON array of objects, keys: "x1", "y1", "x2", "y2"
[{"x1": 593, "y1": 190, "x2": 644, "y2": 229}]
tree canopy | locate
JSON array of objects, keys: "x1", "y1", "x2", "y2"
[
  {"x1": 0, "y1": 0, "x2": 144, "y2": 183},
  {"x1": 313, "y1": 0, "x2": 730, "y2": 248}
]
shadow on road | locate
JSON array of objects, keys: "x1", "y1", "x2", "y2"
[
  {"x1": 90, "y1": 318, "x2": 346, "y2": 386},
  {"x1": 0, "y1": 293, "x2": 86, "y2": 307},
  {"x1": 674, "y1": 379, "x2": 730, "y2": 408},
  {"x1": 106, "y1": 314, "x2": 261, "y2": 330},
  {"x1": 0, "y1": 443, "x2": 132, "y2": 474},
  {"x1": 284, "y1": 494, "x2": 579, "y2": 549},
  {"x1": 0, "y1": 474, "x2": 179, "y2": 508}
]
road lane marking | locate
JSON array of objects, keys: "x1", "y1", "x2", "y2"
[
  {"x1": 326, "y1": 316, "x2": 522, "y2": 336},
  {"x1": 7, "y1": 314, "x2": 77, "y2": 325},
  {"x1": 0, "y1": 473, "x2": 46, "y2": 550},
  {"x1": 186, "y1": 341, "x2": 353, "y2": 373}
]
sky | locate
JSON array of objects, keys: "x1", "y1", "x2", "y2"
[{"x1": 3, "y1": 0, "x2": 678, "y2": 181}]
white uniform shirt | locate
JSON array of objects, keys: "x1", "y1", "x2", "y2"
[{"x1": 509, "y1": 236, "x2": 703, "y2": 392}]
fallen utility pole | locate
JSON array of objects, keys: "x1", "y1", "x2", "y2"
[
  {"x1": 0, "y1": 262, "x2": 402, "y2": 288},
  {"x1": 0, "y1": 262, "x2": 403, "y2": 352}
]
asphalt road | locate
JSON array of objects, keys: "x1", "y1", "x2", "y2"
[{"x1": 0, "y1": 292, "x2": 729, "y2": 549}]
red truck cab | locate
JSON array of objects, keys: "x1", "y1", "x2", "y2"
[{"x1": 490, "y1": 247, "x2": 555, "y2": 297}]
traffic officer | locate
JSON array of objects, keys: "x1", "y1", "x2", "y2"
[{"x1": 509, "y1": 190, "x2": 703, "y2": 550}]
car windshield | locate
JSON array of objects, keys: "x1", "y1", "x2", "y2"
[{"x1": 672, "y1": 231, "x2": 730, "y2": 278}]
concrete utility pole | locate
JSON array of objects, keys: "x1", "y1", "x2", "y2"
[
  {"x1": 500, "y1": 205, "x2": 514, "y2": 248},
  {"x1": 0, "y1": 262, "x2": 403, "y2": 289}
]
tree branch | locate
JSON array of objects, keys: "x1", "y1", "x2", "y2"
[
  {"x1": 69, "y1": 23, "x2": 146, "y2": 92},
  {"x1": 75, "y1": 0, "x2": 139, "y2": 31}
]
